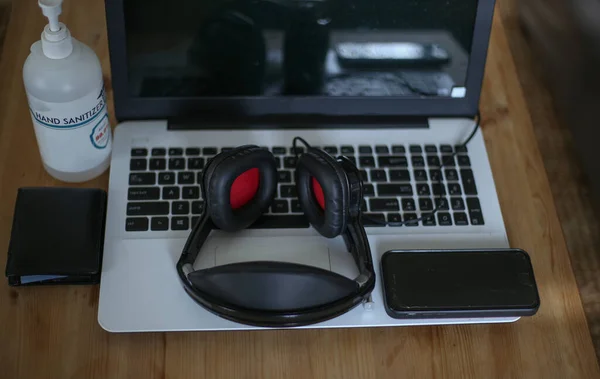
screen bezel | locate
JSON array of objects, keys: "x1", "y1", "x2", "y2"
[{"x1": 105, "y1": 0, "x2": 497, "y2": 123}]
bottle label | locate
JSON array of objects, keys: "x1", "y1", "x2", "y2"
[{"x1": 28, "y1": 86, "x2": 112, "y2": 173}]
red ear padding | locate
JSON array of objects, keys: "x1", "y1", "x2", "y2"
[
  {"x1": 312, "y1": 177, "x2": 325, "y2": 210},
  {"x1": 230, "y1": 168, "x2": 260, "y2": 209}
]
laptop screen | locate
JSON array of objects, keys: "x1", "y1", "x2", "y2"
[{"x1": 123, "y1": 0, "x2": 479, "y2": 100}]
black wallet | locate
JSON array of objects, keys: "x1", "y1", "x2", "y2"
[{"x1": 5, "y1": 187, "x2": 107, "y2": 286}]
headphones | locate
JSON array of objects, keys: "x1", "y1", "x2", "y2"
[{"x1": 176, "y1": 140, "x2": 376, "y2": 327}]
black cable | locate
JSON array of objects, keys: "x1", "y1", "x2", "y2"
[
  {"x1": 292, "y1": 136, "x2": 312, "y2": 159},
  {"x1": 362, "y1": 111, "x2": 482, "y2": 226}
]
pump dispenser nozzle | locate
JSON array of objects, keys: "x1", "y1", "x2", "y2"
[
  {"x1": 39, "y1": 0, "x2": 62, "y2": 32},
  {"x1": 38, "y1": 0, "x2": 73, "y2": 59}
]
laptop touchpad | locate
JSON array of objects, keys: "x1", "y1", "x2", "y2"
[{"x1": 194, "y1": 236, "x2": 332, "y2": 272}]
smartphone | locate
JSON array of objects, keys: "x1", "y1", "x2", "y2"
[
  {"x1": 381, "y1": 249, "x2": 540, "y2": 319},
  {"x1": 335, "y1": 42, "x2": 451, "y2": 69}
]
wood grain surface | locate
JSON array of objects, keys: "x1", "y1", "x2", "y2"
[{"x1": 0, "y1": 1, "x2": 599, "y2": 378}]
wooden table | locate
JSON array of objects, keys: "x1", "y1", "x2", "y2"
[{"x1": 0, "y1": 1, "x2": 599, "y2": 378}]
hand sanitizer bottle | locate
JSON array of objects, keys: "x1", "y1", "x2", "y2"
[{"x1": 23, "y1": 0, "x2": 111, "y2": 182}]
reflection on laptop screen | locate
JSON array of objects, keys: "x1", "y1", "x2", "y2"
[{"x1": 124, "y1": 0, "x2": 478, "y2": 98}]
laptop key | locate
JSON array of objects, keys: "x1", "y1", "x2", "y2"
[
  {"x1": 389, "y1": 169, "x2": 410, "y2": 182},
  {"x1": 404, "y1": 213, "x2": 418, "y2": 226},
  {"x1": 273, "y1": 157, "x2": 281, "y2": 169},
  {"x1": 126, "y1": 217, "x2": 149, "y2": 232},
  {"x1": 409, "y1": 145, "x2": 422, "y2": 153},
  {"x1": 435, "y1": 198, "x2": 450, "y2": 210},
  {"x1": 417, "y1": 183, "x2": 430, "y2": 196},
  {"x1": 448, "y1": 183, "x2": 462, "y2": 196},
  {"x1": 392, "y1": 145, "x2": 406, "y2": 154},
  {"x1": 182, "y1": 186, "x2": 200, "y2": 199},
  {"x1": 158, "y1": 172, "x2": 175, "y2": 185},
  {"x1": 272, "y1": 147, "x2": 287, "y2": 155},
  {"x1": 378, "y1": 184, "x2": 413, "y2": 196},
  {"x1": 169, "y1": 158, "x2": 185, "y2": 170},
  {"x1": 461, "y1": 169, "x2": 478, "y2": 195},
  {"x1": 280, "y1": 185, "x2": 297, "y2": 198},
  {"x1": 445, "y1": 169, "x2": 459, "y2": 181},
  {"x1": 387, "y1": 213, "x2": 402, "y2": 226},
  {"x1": 271, "y1": 200, "x2": 289, "y2": 213},
  {"x1": 467, "y1": 197, "x2": 485, "y2": 225},
  {"x1": 178, "y1": 172, "x2": 195, "y2": 184},
  {"x1": 438, "y1": 212, "x2": 453, "y2": 226},
  {"x1": 440, "y1": 145, "x2": 453, "y2": 153},
  {"x1": 425, "y1": 145, "x2": 437, "y2": 153},
  {"x1": 162, "y1": 187, "x2": 180, "y2": 199},
  {"x1": 370, "y1": 198, "x2": 399, "y2": 211},
  {"x1": 129, "y1": 172, "x2": 156, "y2": 185},
  {"x1": 363, "y1": 213, "x2": 386, "y2": 227},
  {"x1": 432, "y1": 184, "x2": 447, "y2": 195},
  {"x1": 185, "y1": 148, "x2": 200, "y2": 156},
  {"x1": 127, "y1": 202, "x2": 169, "y2": 216},
  {"x1": 131, "y1": 148, "x2": 147, "y2": 156},
  {"x1": 283, "y1": 157, "x2": 297, "y2": 168},
  {"x1": 278, "y1": 170, "x2": 292, "y2": 183},
  {"x1": 414, "y1": 169, "x2": 427, "y2": 181},
  {"x1": 341, "y1": 146, "x2": 354, "y2": 154},
  {"x1": 151, "y1": 148, "x2": 166, "y2": 156},
  {"x1": 323, "y1": 146, "x2": 338, "y2": 154},
  {"x1": 455, "y1": 145, "x2": 468, "y2": 153},
  {"x1": 378, "y1": 156, "x2": 408, "y2": 167},
  {"x1": 419, "y1": 198, "x2": 433, "y2": 211},
  {"x1": 458, "y1": 155, "x2": 471, "y2": 166},
  {"x1": 128, "y1": 187, "x2": 160, "y2": 201},
  {"x1": 363, "y1": 184, "x2": 375, "y2": 196},
  {"x1": 188, "y1": 157, "x2": 204, "y2": 170},
  {"x1": 359, "y1": 156, "x2": 375, "y2": 167},
  {"x1": 441, "y1": 155, "x2": 456, "y2": 166},
  {"x1": 370, "y1": 170, "x2": 387, "y2": 182},
  {"x1": 149, "y1": 158, "x2": 166, "y2": 170},
  {"x1": 130, "y1": 159, "x2": 147, "y2": 171},
  {"x1": 291, "y1": 200, "x2": 303, "y2": 213},
  {"x1": 412, "y1": 156, "x2": 425, "y2": 167},
  {"x1": 359, "y1": 146, "x2": 372, "y2": 154},
  {"x1": 172, "y1": 201, "x2": 190, "y2": 215},
  {"x1": 427, "y1": 155, "x2": 441, "y2": 167},
  {"x1": 423, "y1": 214, "x2": 437, "y2": 226},
  {"x1": 429, "y1": 169, "x2": 441, "y2": 182},
  {"x1": 171, "y1": 217, "x2": 189, "y2": 231},
  {"x1": 203, "y1": 147, "x2": 218, "y2": 155},
  {"x1": 151, "y1": 217, "x2": 169, "y2": 231},
  {"x1": 192, "y1": 201, "x2": 204, "y2": 214},
  {"x1": 248, "y1": 215, "x2": 309, "y2": 228},
  {"x1": 375, "y1": 145, "x2": 389, "y2": 154},
  {"x1": 451, "y1": 197, "x2": 465, "y2": 210},
  {"x1": 454, "y1": 212, "x2": 469, "y2": 225},
  {"x1": 221, "y1": 147, "x2": 234, "y2": 152},
  {"x1": 402, "y1": 198, "x2": 416, "y2": 212},
  {"x1": 192, "y1": 216, "x2": 200, "y2": 226},
  {"x1": 168, "y1": 148, "x2": 183, "y2": 156}
]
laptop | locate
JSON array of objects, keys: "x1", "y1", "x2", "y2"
[{"x1": 98, "y1": 0, "x2": 513, "y2": 332}]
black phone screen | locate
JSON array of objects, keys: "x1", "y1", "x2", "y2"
[{"x1": 381, "y1": 250, "x2": 540, "y2": 314}]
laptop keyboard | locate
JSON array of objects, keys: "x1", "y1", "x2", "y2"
[{"x1": 126, "y1": 144, "x2": 483, "y2": 232}]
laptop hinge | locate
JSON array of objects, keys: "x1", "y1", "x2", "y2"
[{"x1": 167, "y1": 115, "x2": 430, "y2": 131}]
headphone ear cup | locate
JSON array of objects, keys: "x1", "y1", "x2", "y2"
[
  {"x1": 204, "y1": 146, "x2": 277, "y2": 231},
  {"x1": 295, "y1": 149, "x2": 349, "y2": 238}
]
